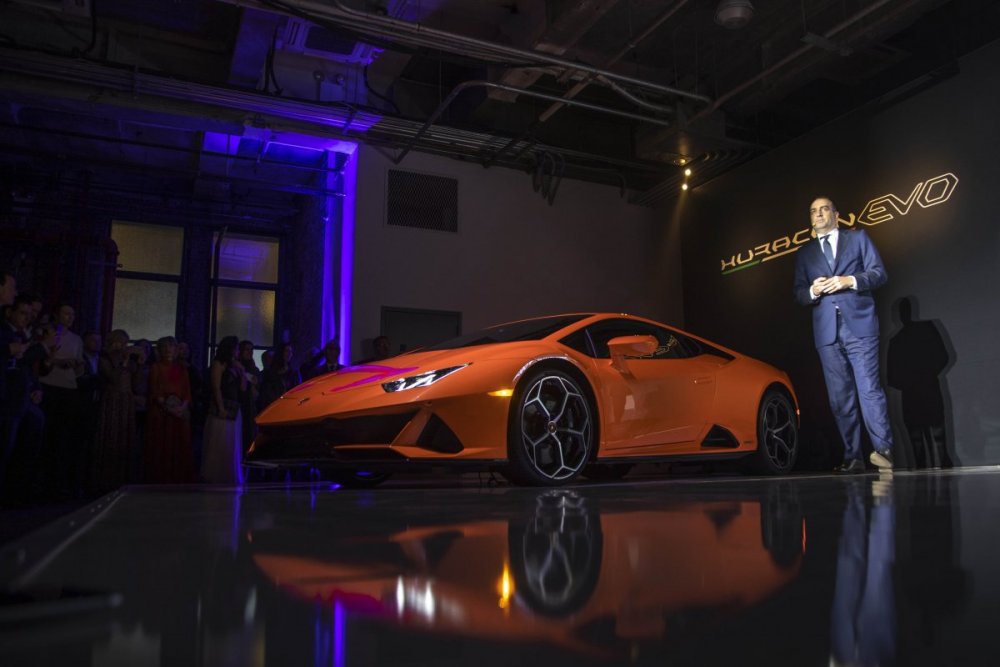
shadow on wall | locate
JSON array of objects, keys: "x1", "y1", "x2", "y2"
[{"x1": 885, "y1": 296, "x2": 958, "y2": 469}]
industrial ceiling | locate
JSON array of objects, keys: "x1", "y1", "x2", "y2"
[{"x1": 1, "y1": 0, "x2": 998, "y2": 220}]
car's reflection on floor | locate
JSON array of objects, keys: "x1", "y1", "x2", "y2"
[{"x1": 251, "y1": 483, "x2": 805, "y2": 659}]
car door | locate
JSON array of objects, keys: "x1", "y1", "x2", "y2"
[{"x1": 581, "y1": 319, "x2": 721, "y2": 452}]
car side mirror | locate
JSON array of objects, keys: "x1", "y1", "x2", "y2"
[{"x1": 608, "y1": 335, "x2": 657, "y2": 372}]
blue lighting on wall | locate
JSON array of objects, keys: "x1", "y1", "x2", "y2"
[
  {"x1": 337, "y1": 146, "x2": 358, "y2": 367},
  {"x1": 202, "y1": 130, "x2": 359, "y2": 364}
]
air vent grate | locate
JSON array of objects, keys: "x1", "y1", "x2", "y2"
[{"x1": 387, "y1": 169, "x2": 458, "y2": 233}]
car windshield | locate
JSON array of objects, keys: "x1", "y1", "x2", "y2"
[{"x1": 420, "y1": 314, "x2": 592, "y2": 351}]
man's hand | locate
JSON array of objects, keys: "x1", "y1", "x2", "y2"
[
  {"x1": 818, "y1": 276, "x2": 852, "y2": 294},
  {"x1": 810, "y1": 276, "x2": 828, "y2": 299},
  {"x1": 811, "y1": 275, "x2": 852, "y2": 295}
]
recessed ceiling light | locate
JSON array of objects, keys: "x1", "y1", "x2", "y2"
[{"x1": 715, "y1": 1, "x2": 755, "y2": 29}]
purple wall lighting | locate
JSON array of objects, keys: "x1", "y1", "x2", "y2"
[
  {"x1": 331, "y1": 142, "x2": 358, "y2": 368},
  {"x1": 203, "y1": 130, "x2": 360, "y2": 365}
]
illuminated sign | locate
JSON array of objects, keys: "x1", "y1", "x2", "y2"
[{"x1": 720, "y1": 172, "x2": 959, "y2": 275}]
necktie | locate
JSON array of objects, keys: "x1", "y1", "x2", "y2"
[{"x1": 820, "y1": 235, "x2": 835, "y2": 270}]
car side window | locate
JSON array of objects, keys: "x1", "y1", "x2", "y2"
[
  {"x1": 580, "y1": 319, "x2": 691, "y2": 360},
  {"x1": 559, "y1": 328, "x2": 595, "y2": 357}
]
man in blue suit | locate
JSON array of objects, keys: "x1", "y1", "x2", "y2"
[{"x1": 793, "y1": 197, "x2": 895, "y2": 473}]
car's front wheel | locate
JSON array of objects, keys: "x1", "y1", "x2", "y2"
[
  {"x1": 507, "y1": 368, "x2": 594, "y2": 486},
  {"x1": 752, "y1": 389, "x2": 798, "y2": 474}
]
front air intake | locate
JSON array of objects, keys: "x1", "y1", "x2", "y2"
[{"x1": 416, "y1": 414, "x2": 464, "y2": 454}]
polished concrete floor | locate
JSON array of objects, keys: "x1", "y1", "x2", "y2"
[{"x1": 1, "y1": 466, "x2": 999, "y2": 666}]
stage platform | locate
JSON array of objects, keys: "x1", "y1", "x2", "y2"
[{"x1": 2, "y1": 466, "x2": 998, "y2": 666}]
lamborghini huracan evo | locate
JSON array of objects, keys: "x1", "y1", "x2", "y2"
[{"x1": 248, "y1": 313, "x2": 799, "y2": 486}]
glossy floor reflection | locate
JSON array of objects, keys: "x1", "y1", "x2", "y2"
[{"x1": 1, "y1": 467, "x2": 998, "y2": 666}]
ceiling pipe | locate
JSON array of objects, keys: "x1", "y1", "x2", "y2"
[
  {"x1": 251, "y1": 0, "x2": 712, "y2": 105},
  {"x1": 37, "y1": 159, "x2": 348, "y2": 199},
  {"x1": 1, "y1": 50, "x2": 675, "y2": 197},
  {"x1": 392, "y1": 79, "x2": 673, "y2": 166},
  {"x1": 0, "y1": 47, "x2": 383, "y2": 132},
  {"x1": 365, "y1": 124, "x2": 667, "y2": 174},
  {"x1": 539, "y1": 0, "x2": 691, "y2": 122},
  {"x1": 4, "y1": 192, "x2": 297, "y2": 224},
  {"x1": 481, "y1": 0, "x2": 690, "y2": 170},
  {"x1": 0, "y1": 47, "x2": 667, "y2": 178},
  {"x1": 0, "y1": 122, "x2": 345, "y2": 177}
]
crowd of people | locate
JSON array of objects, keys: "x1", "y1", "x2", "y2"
[{"x1": 0, "y1": 271, "x2": 366, "y2": 507}]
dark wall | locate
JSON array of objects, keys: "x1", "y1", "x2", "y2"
[{"x1": 680, "y1": 38, "x2": 1000, "y2": 469}]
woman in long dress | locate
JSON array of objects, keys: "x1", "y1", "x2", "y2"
[
  {"x1": 144, "y1": 336, "x2": 195, "y2": 483},
  {"x1": 201, "y1": 335, "x2": 246, "y2": 484},
  {"x1": 92, "y1": 329, "x2": 139, "y2": 494}
]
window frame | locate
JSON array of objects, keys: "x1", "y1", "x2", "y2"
[
  {"x1": 111, "y1": 221, "x2": 186, "y2": 341},
  {"x1": 207, "y1": 230, "x2": 281, "y2": 360}
]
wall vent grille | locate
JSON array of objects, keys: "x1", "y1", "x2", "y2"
[{"x1": 387, "y1": 169, "x2": 458, "y2": 233}]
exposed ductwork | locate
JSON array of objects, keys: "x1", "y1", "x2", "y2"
[
  {"x1": 0, "y1": 0, "x2": 987, "y2": 206},
  {"x1": 232, "y1": 0, "x2": 713, "y2": 106},
  {"x1": 0, "y1": 46, "x2": 673, "y2": 191}
]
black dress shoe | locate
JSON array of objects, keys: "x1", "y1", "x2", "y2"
[{"x1": 834, "y1": 459, "x2": 865, "y2": 474}]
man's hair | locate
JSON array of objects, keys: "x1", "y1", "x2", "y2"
[
  {"x1": 811, "y1": 196, "x2": 837, "y2": 211},
  {"x1": 0, "y1": 271, "x2": 14, "y2": 287},
  {"x1": 12, "y1": 294, "x2": 35, "y2": 309}
]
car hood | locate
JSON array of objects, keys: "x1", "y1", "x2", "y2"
[
  {"x1": 282, "y1": 347, "x2": 485, "y2": 398},
  {"x1": 256, "y1": 342, "x2": 558, "y2": 425}
]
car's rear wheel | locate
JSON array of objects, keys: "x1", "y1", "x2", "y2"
[
  {"x1": 752, "y1": 389, "x2": 798, "y2": 474},
  {"x1": 507, "y1": 368, "x2": 594, "y2": 486}
]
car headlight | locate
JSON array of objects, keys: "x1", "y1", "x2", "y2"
[{"x1": 381, "y1": 364, "x2": 469, "y2": 393}]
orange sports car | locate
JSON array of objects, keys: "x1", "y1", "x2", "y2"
[{"x1": 248, "y1": 313, "x2": 799, "y2": 486}]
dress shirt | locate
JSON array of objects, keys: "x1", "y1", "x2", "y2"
[
  {"x1": 41, "y1": 327, "x2": 83, "y2": 389},
  {"x1": 810, "y1": 229, "x2": 858, "y2": 299}
]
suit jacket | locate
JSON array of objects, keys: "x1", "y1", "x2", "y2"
[
  {"x1": 0, "y1": 321, "x2": 12, "y2": 404},
  {"x1": 793, "y1": 228, "x2": 887, "y2": 348},
  {"x1": 2, "y1": 325, "x2": 37, "y2": 413}
]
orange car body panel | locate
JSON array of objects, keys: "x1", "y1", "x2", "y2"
[{"x1": 250, "y1": 313, "x2": 797, "y2": 465}]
